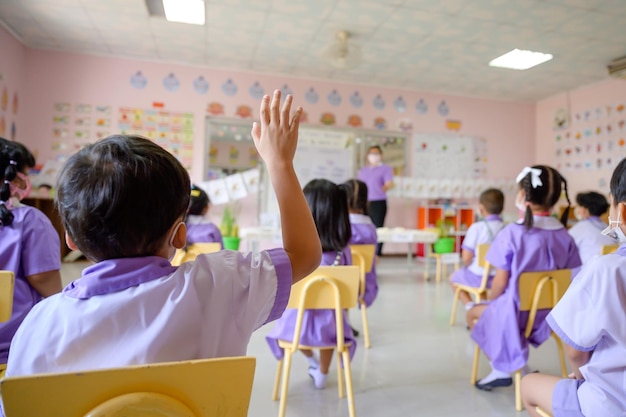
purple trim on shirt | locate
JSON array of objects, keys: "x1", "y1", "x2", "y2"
[
  {"x1": 264, "y1": 248, "x2": 293, "y2": 324},
  {"x1": 546, "y1": 314, "x2": 596, "y2": 352},
  {"x1": 617, "y1": 245, "x2": 626, "y2": 257},
  {"x1": 461, "y1": 244, "x2": 475, "y2": 254},
  {"x1": 64, "y1": 257, "x2": 176, "y2": 299},
  {"x1": 484, "y1": 214, "x2": 502, "y2": 221}
]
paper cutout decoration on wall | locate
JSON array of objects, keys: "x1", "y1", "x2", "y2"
[
  {"x1": 446, "y1": 120, "x2": 462, "y2": 131},
  {"x1": 193, "y1": 76, "x2": 209, "y2": 94},
  {"x1": 300, "y1": 111, "x2": 309, "y2": 123},
  {"x1": 0, "y1": 116, "x2": 4, "y2": 136},
  {"x1": 373, "y1": 94, "x2": 385, "y2": 110},
  {"x1": 320, "y1": 112, "x2": 336, "y2": 125},
  {"x1": 1, "y1": 88, "x2": 7, "y2": 111},
  {"x1": 305, "y1": 87, "x2": 319, "y2": 104},
  {"x1": 209, "y1": 144, "x2": 218, "y2": 163},
  {"x1": 54, "y1": 103, "x2": 71, "y2": 113},
  {"x1": 374, "y1": 117, "x2": 386, "y2": 130},
  {"x1": 438, "y1": 100, "x2": 449, "y2": 116},
  {"x1": 347, "y1": 115, "x2": 362, "y2": 127},
  {"x1": 249, "y1": 82, "x2": 265, "y2": 99},
  {"x1": 350, "y1": 91, "x2": 363, "y2": 108},
  {"x1": 228, "y1": 146, "x2": 240, "y2": 163},
  {"x1": 393, "y1": 96, "x2": 406, "y2": 112},
  {"x1": 95, "y1": 131, "x2": 110, "y2": 140},
  {"x1": 328, "y1": 89, "x2": 341, "y2": 106},
  {"x1": 225, "y1": 173, "x2": 248, "y2": 200},
  {"x1": 95, "y1": 105, "x2": 111, "y2": 115},
  {"x1": 53, "y1": 128, "x2": 68, "y2": 139},
  {"x1": 12, "y1": 92, "x2": 18, "y2": 115},
  {"x1": 280, "y1": 84, "x2": 293, "y2": 99},
  {"x1": 75, "y1": 104, "x2": 91, "y2": 113},
  {"x1": 74, "y1": 117, "x2": 90, "y2": 126},
  {"x1": 205, "y1": 179, "x2": 229, "y2": 205},
  {"x1": 10, "y1": 122, "x2": 16, "y2": 140},
  {"x1": 235, "y1": 105, "x2": 252, "y2": 119},
  {"x1": 207, "y1": 102, "x2": 224, "y2": 116},
  {"x1": 163, "y1": 73, "x2": 180, "y2": 92},
  {"x1": 396, "y1": 119, "x2": 412, "y2": 132},
  {"x1": 221, "y1": 79, "x2": 238, "y2": 96},
  {"x1": 130, "y1": 71, "x2": 147, "y2": 89},
  {"x1": 416, "y1": 98, "x2": 428, "y2": 114}
]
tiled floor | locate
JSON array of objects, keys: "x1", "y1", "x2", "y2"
[{"x1": 60, "y1": 257, "x2": 562, "y2": 417}]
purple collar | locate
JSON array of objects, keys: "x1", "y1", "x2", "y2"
[
  {"x1": 617, "y1": 245, "x2": 626, "y2": 257},
  {"x1": 484, "y1": 214, "x2": 502, "y2": 221},
  {"x1": 64, "y1": 257, "x2": 176, "y2": 299}
]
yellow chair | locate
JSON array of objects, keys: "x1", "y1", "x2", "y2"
[
  {"x1": 171, "y1": 242, "x2": 221, "y2": 266},
  {"x1": 1, "y1": 356, "x2": 255, "y2": 417},
  {"x1": 0, "y1": 270, "x2": 15, "y2": 378},
  {"x1": 450, "y1": 244, "x2": 491, "y2": 326},
  {"x1": 601, "y1": 244, "x2": 619, "y2": 255},
  {"x1": 470, "y1": 269, "x2": 571, "y2": 411},
  {"x1": 536, "y1": 406, "x2": 552, "y2": 417},
  {"x1": 349, "y1": 244, "x2": 376, "y2": 349},
  {"x1": 272, "y1": 266, "x2": 360, "y2": 417}
]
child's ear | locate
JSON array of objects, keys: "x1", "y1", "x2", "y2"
[
  {"x1": 618, "y1": 202, "x2": 626, "y2": 221},
  {"x1": 65, "y1": 232, "x2": 79, "y2": 250},
  {"x1": 172, "y1": 223, "x2": 187, "y2": 249},
  {"x1": 202, "y1": 205, "x2": 209, "y2": 215}
]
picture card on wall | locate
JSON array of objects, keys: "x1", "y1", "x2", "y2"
[
  {"x1": 203, "y1": 179, "x2": 229, "y2": 205},
  {"x1": 241, "y1": 169, "x2": 260, "y2": 194},
  {"x1": 386, "y1": 176, "x2": 402, "y2": 198},
  {"x1": 413, "y1": 179, "x2": 428, "y2": 199},
  {"x1": 225, "y1": 173, "x2": 248, "y2": 200}
]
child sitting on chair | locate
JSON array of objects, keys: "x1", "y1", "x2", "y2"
[
  {"x1": 449, "y1": 188, "x2": 505, "y2": 309},
  {"x1": 266, "y1": 178, "x2": 354, "y2": 390},
  {"x1": 521, "y1": 158, "x2": 626, "y2": 417},
  {"x1": 568, "y1": 191, "x2": 613, "y2": 265},
  {"x1": 467, "y1": 166, "x2": 581, "y2": 391},
  {"x1": 5, "y1": 91, "x2": 322, "y2": 376},
  {"x1": 186, "y1": 185, "x2": 223, "y2": 249}
]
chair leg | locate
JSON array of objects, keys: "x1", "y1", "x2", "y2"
[
  {"x1": 553, "y1": 334, "x2": 568, "y2": 378},
  {"x1": 449, "y1": 287, "x2": 462, "y2": 326},
  {"x1": 514, "y1": 370, "x2": 522, "y2": 411},
  {"x1": 435, "y1": 255, "x2": 442, "y2": 283},
  {"x1": 360, "y1": 300, "x2": 371, "y2": 349},
  {"x1": 277, "y1": 350, "x2": 294, "y2": 417},
  {"x1": 536, "y1": 406, "x2": 553, "y2": 417},
  {"x1": 342, "y1": 350, "x2": 356, "y2": 417},
  {"x1": 272, "y1": 359, "x2": 283, "y2": 401},
  {"x1": 471, "y1": 344, "x2": 480, "y2": 384},
  {"x1": 336, "y1": 350, "x2": 345, "y2": 398}
]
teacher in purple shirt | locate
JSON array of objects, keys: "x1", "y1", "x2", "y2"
[{"x1": 357, "y1": 145, "x2": 394, "y2": 255}]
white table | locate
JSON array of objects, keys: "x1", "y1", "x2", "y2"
[
  {"x1": 376, "y1": 228, "x2": 439, "y2": 277},
  {"x1": 240, "y1": 227, "x2": 282, "y2": 252}
]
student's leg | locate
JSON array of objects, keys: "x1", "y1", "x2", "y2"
[
  {"x1": 466, "y1": 303, "x2": 488, "y2": 330},
  {"x1": 369, "y1": 200, "x2": 387, "y2": 255},
  {"x1": 300, "y1": 349, "x2": 319, "y2": 368},
  {"x1": 450, "y1": 281, "x2": 472, "y2": 306},
  {"x1": 308, "y1": 349, "x2": 334, "y2": 389},
  {"x1": 521, "y1": 373, "x2": 561, "y2": 417},
  {"x1": 319, "y1": 349, "x2": 334, "y2": 374}
]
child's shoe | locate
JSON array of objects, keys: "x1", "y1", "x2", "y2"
[{"x1": 308, "y1": 366, "x2": 327, "y2": 389}]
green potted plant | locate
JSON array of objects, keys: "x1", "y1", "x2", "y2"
[
  {"x1": 220, "y1": 204, "x2": 240, "y2": 251},
  {"x1": 433, "y1": 219, "x2": 456, "y2": 254}
]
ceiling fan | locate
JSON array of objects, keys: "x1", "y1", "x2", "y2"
[{"x1": 322, "y1": 30, "x2": 362, "y2": 70}]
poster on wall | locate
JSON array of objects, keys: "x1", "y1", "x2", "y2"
[
  {"x1": 411, "y1": 133, "x2": 487, "y2": 180},
  {"x1": 51, "y1": 102, "x2": 113, "y2": 160}
]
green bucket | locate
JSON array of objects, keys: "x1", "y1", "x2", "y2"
[
  {"x1": 433, "y1": 237, "x2": 455, "y2": 254},
  {"x1": 223, "y1": 237, "x2": 241, "y2": 251}
]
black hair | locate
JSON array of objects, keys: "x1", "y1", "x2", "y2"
[
  {"x1": 367, "y1": 145, "x2": 383, "y2": 154},
  {"x1": 339, "y1": 179, "x2": 369, "y2": 215},
  {"x1": 303, "y1": 179, "x2": 351, "y2": 252},
  {"x1": 518, "y1": 165, "x2": 570, "y2": 230},
  {"x1": 188, "y1": 185, "x2": 209, "y2": 216},
  {"x1": 610, "y1": 157, "x2": 626, "y2": 206},
  {"x1": 0, "y1": 138, "x2": 35, "y2": 226},
  {"x1": 575, "y1": 191, "x2": 609, "y2": 217},
  {"x1": 56, "y1": 135, "x2": 190, "y2": 261},
  {"x1": 479, "y1": 188, "x2": 504, "y2": 215}
]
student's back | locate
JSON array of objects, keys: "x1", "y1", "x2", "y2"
[
  {"x1": 185, "y1": 185, "x2": 223, "y2": 248},
  {"x1": 568, "y1": 191, "x2": 614, "y2": 264}
]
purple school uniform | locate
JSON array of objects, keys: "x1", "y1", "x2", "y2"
[
  {"x1": 357, "y1": 164, "x2": 393, "y2": 202},
  {"x1": 266, "y1": 247, "x2": 356, "y2": 360},
  {"x1": 6, "y1": 249, "x2": 291, "y2": 376},
  {"x1": 185, "y1": 215, "x2": 224, "y2": 249},
  {"x1": 348, "y1": 213, "x2": 378, "y2": 307},
  {"x1": 0, "y1": 206, "x2": 60, "y2": 363},
  {"x1": 547, "y1": 245, "x2": 626, "y2": 416},
  {"x1": 470, "y1": 216, "x2": 581, "y2": 373}
]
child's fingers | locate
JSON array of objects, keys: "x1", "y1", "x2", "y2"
[
  {"x1": 281, "y1": 95, "x2": 292, "y2": 126},
  {"x1": 290, "y1": 107, "x2": 302, "y2": 134},
  {"x1": 270, "y1": 90, "x2": 281, "y2": 125},
  {"x1": 260, "y1": 95, "x2": 270, "y2": 127}
]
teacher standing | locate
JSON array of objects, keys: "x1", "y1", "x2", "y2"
[{"x1": 358, "y1": 145, "x2": 394, "y2": 256}]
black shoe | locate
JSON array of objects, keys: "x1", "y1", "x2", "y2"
[
  {"x1": 351, "y1": 326, "x2": 360, "y2": 337},
  {"x1": 474, "y1": 377, "x2": 513, "y2": 391}
]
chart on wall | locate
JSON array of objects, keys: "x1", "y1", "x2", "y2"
[
  {"x1": 118, "y1": 107, "x2": 194, "y2": 170},
  {"x1": 411, "y1": 133, "x2": 487, "y2": 179},
  {"x1": 51, "y1": 102, "x2": 113, "y2": 157},
  {"x1": 294, "y1": 128, "x2": 355, "y2": 186}
]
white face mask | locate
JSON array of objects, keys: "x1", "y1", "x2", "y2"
[
  {"x1": 367, "y1": 154, "x2": 381, "y2": 165},
  {"x1": 515, "y1": 192, "x2": 526, "y2": 212},
  {"x1": 574, "y1": 207, "x2": 583, "y2": 221},
  {"x1": 601, "y1": 212, "x2": 626, "y2": 243}
]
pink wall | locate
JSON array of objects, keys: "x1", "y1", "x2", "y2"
[
  {"x1": 535, "y1": 78, "x2": 626, "y2": 198},
  {"x1": 0, "y1": 26, "x2": 26, "y2": 143}
]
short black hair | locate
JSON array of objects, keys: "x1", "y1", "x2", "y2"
[
  {"x1": 56, "y1": 135, "x2": 190, "y2": 261},
  {"x1": 188, "y1": 185, "x2": 209, "y2": 215},
  {"x1": 339, "y1": 179, "x2": 369, "y2": 215},
  {"x1": 576, "y1": 192, "x2": 609, "y2": 217},
  {"x1": 0, "y1": 138, "x2": 36, "y2": 226},
  {"x1": 518, "y1": 165, "x2": 571, "y2": 230},
  {"x1": 479, "y1": 188, "x2": 504, "y2": 215},
  {"x1": 304, "y1": 179, "x2": 351, "y2": 252},
  {"x1": 611, "y1": 157, "x2": 626, "y2": 206}
]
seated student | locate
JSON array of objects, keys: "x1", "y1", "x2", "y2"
[
  {"x1": 185, "y1": 185, "x2": 223, "y2": 249},
  {"x1": 521, "y1": 159, "x2": 626, "y2": 417},
  {"x1": 568, "y1": 191, "x2": 614, "y2": 264},
  {"x1": 5, "y1": 91, "x2": 322, "y2": 376},
  {"x1": 449, "y1": 188, "x2": 505, "y2": 309},
  {"x1": 0, "y1": 139, "x2": 62, "y2": 364}
]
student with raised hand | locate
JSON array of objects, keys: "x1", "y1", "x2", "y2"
[{"x1": 5, "y1": 91, "x2": 321, "y2": 376}]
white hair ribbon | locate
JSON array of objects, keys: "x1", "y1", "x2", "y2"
[{"x1": 516, "y1": 166, "x2": 543, "y2": 188}]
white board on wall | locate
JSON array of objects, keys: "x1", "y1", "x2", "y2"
[{"x1": 411, "y1": 133, "x2": 487, "y2": 179}]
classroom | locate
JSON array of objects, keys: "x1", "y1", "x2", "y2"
[{"x1": 0, "y1": 0, "x2": 625, "y2": 416}]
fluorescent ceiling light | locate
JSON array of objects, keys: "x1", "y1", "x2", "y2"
[
  {"x1": 489, "y1": 48, "x2": 553, "y2": 70},
  {"x1": 162, "y1": 0, "x2": 205, "y2": 25}
]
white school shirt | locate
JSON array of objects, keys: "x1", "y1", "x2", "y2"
[
  {"x1": 547, "y1": 246, "x2": 626, "y2": 416},
  {"x1": 461, "y1": 215, "x2": 504, "y2": 276},
  {"x1": 567, "y1": 216, "x2": 615, "y2": 264},
  {"x1": 6, "y1": 249, "x2": 291, "y2": 376}
]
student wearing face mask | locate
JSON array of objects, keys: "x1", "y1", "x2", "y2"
[
  {"x1": 567, "y1": 192, "x2": 614, "y2": 266},
  {"x1": 357, "y1": 145, "x2": 394, "y2": 256}
]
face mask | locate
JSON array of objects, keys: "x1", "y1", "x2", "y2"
[
  {"x1": 367, "y1": 154, "x2": 381, "y2": 165},
  {"x1": 515, "y1": 192, "x2": 526, "y2": 212},
  {"x1": 574, "y1": 207, "x2": 583, "y2": 221},
  {"x1": 601, "y1": 212, "x2": 626, "y2": 243},
  {"x1": 168, "y1": 221, "x2": 185, "y2": 262},
  {"x1": 10, "y1": 172, "x2": 31, "y2": 201}
]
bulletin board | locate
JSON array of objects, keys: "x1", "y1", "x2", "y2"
[{"x1": 411, "y1": 133, "x2": 487, "y2": 179}]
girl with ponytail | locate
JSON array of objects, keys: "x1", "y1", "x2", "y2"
[
  {"x1": 0, "y1": 138, "x2": 61, "y2": 364},
  {"x1": 466, "y1": 165, "x2": 581, "y2": 391}
]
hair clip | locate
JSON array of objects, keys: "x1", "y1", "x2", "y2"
[
  {"x1": 3, "y1": 180, "x2": 10, "y2": 185},
  {"x1": 516, "y1": 166, "x2": 543, "y2": 189},
  {"x1": 8, "y1": 160, "x2": 17, "y2": 166}
]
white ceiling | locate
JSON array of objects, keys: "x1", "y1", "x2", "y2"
[{"x1": 1, "y1": 0, "x2": 625, "y2": 102}]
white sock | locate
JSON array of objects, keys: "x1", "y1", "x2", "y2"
[
  {"x1": 478, "y1": 364, "x2": 510, "y2": 384},
  {"x1": 308, "y1": 366, "x2": 327, "y2": 389},
  {"x1": 465, "y1": 301, "x2": 475, "y2": 311},
  {"x1": 306, "y1": 355, "x2": 319, "y2": 369}
]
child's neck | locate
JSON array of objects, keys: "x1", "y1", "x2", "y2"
[{"x1": 349, "y1": 209, "x2": 364, "y2": 215}]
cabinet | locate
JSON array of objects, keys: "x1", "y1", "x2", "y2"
[{"x1": 416, "y1": 205, "x2": 474, "y2": 255}]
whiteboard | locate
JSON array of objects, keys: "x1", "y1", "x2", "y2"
[{"x1": 411, "y1": 133, "x2": 487, "y2": 179}]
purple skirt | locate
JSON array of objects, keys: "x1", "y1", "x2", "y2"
[
  {"x1": 553, "y1": 379, "x2": 584, "y2": 417},
  {"x1": 450, "y1": 268, "x2": 492, "y2": 288},
  {"x1": 362, "y1": 268, "x2": 378, "y2": 308},
  {"x1": 266, "y1": 309, "x2": 357, "y2": 360}
]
